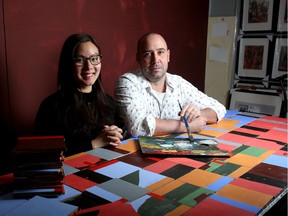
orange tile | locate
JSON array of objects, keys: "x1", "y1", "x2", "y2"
[
  {"x1": 178, "y1": 169, "x2": 221, "y2": 188},
  {"x1": 117, "y1": 139, "x2": 139, "y2": 153},
  {"x1": 216, "y1": 184, "x2": 273, "y2": 208},
  {"x1": 225, "y1": 153, "x2": 262, "y2": 168},
  {"x1": 228, "y1": 166, "x2": 251, "y2": 179}
]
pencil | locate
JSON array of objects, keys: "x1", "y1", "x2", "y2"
[{"x1": 177, "y1": 101, "x2": 194, "y2": 141}]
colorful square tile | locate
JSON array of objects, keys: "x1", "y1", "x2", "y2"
[
  {"x1": 86, "y1": 148, "x2": 127, "y2": 161},
  {"x1": 183, "y1": 197, "x2": 255, "y2": 216},
  {"x1": 74, "y1": 169, "x2": 111, "y2": 183},
  {"x1": 178, "y1": 169, "x2": 222, "y2": 188},
  {"x1": 63, "y1": 153, "x2": 105, "y2": 170},
  {"x1": 95, "y1": 161, "x2": 141, "y2": 178},
  {"x1": 216, "y1": 184, "x2": 273, "y2": 208},
  {"x1": 97, "y1": 178, "x2": 148, "y2": 201},
  {"x1": 120, "y1": 169, "x2": 166, "y2": 188},
  {"x1": 130, "y1": 194, "x2": 181, "y2": 215},
  {"x1": 64, "y1": 174, "x2": 97, "y2": 192},
  {"x1": 117, "y1": 152, "x2": 157, "y2": 168},
  {"x1": 160, "y1": 164, "x2": 195, "y2": 179}
]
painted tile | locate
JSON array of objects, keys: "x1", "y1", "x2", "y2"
[
  {"x1": 63, "y1": 174, "x2": 97, "y2": 192},
  {"x1": 130, "y1": 194, "x2": 181, "y2": 215},
  {"x1": 258, "y1": 129, "x2": 288, "y2": 143},
  {"x1": 144, "y1": 159, "x2": 178, "y2": 173},
  {"x1": 240, "y1": 146, "x2": 268, "y2": 157},
  {"x1": 245, "y1": 139, "x2": 283, "y2": 150},
  {"x1": 231, "y1": 178, "x2": 282, "y2": 196},
  {"x1": 211, "y1": 162, "x2": 241, "y2": 175},
  {"x1": 153, "y1": 180, "x2": 186, "y2": 196},
  {"x1": 97, "y1": 178, "x2": 148, "y2": 201},
  {"x1": 116, "y1": 139, "x2": 139, "y2": 153},
  {"x1": 165, "y1": 204, "x2": 191, "y2": 216},
  {"x1": 199, "y1": 161, "x2": 222, "y2": 172},
  {"x1": 163, "y1": 182, "x2": 200, "y2": 202},
  {"x1": 63, "y1": 153, "x2": 105, "y2": 170},
  {"x1": 263, "y1": 154, "x2": 288, "y2": 168},
  {"x1": 160, "y1": 164, "x2": 195, "y2": 179},
  {"x1": 86, "y1": 148, "x2": 127, "y2": 161},
  {"x1": 73, "y1": 200, "x2": 138, "y2": 216},
  {"x1": 225, "y1": 153, "x2": 263, "y2": 168},
  {"x1": 240, "y1": 172, "x2": 287, "y2": 188},
  {"x1": 179, "y1": 187, "x2": 214, "y2": 207},
  {"x1": 235, "y1": 127, "x2": 266, "y2": 136},
  {"x1": 120, "y1": 169, "x2": 166, "y2": 188},
  {"x1": 95, "y1": 161, "x2": 141, "y2": 178},
  {"x1": 247, "y1": 119, "x2": 287, "y2": 130},
  {"x1": 183, "y1": 197, "x2": 255, "y2": 216},
  {"x1": 74, "y1": 169, "x2": 111, "y2": 183},
  {"x1": 245, "y1": 162, "x2": 287, "y2": 182},
  {"x1": 228, "y1": 166, "x2": 252, "y2": 179},
  {"x1": 219, "y1": 133, "x2": 259, "y2": 145},
  {"x1": 146, "y1": 177, "x2": 174, "y2": 192},
  {"x1": 85, "y1": 185, "x2": 122, "y2": 202},
  {"x1": 178, "y1": 169, "x2": 222, "y2": 188},
  {"x1": 205, "y1": 176, "x2": 234, "y2": 191},
  {"x1": 117, "y1": 151, "x2": 157, "y2": 168},
  {"x1": 216, "y1": 184, "x2": 273, "y2": 208},
  {"x1": 62, "y1": 164, "x2": 79, "y2": 175},
  {"x1": 165, "y1": 157, "x2": 206, "y2": 168}
]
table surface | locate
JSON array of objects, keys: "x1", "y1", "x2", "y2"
[{"x1": 1, "y1": 110, "x2": 287, "y2": 216}]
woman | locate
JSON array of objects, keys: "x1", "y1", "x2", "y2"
[{"x1": 34, "y1": 34, "x2": 123, "y2": 156}]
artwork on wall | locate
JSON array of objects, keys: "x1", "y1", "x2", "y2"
[
  {"x1": 241, "y1": 0, "x2": 274, "y2": 31},
  {"x1": 277, "y1": 0, "x2": 288, "y2": 32},
  {"x1": 272, "y1": 38, "x2": 287, "y2": 79},
  {"x1": 237, "y1": 38, "x2": 269, "y2": 78}
]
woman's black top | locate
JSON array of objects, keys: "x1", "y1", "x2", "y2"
[{"x1": 33, "y1": 91, "x2": 123, "y2": 156}]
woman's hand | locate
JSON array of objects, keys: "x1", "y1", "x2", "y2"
[{"x1": 91, "y1": 125, "x2": 123, "y2": 148}]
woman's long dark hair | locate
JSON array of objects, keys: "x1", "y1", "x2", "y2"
[{"x1": 57, "y1": 34, "x2": 114, "y2": 138}]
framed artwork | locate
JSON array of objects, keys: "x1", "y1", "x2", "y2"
[
  {"x1": 272, "y1": 38, "x2": 287, "y2": 78},
  {"x1": 242, "y1": 0, "x2": 274, "y2": 31},
  {"x1": 277, "y1": 0, "x2": 288, "y2": 32},
  {"x1": 237, "y1": 38, "x2": 269, "y2": 78}
]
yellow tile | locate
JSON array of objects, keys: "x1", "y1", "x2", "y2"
[
  {"x1": 208, "y1": 119, "x2": 238, "y2": 131},
  {"x1": 178, "y1": 169, "x2": 221, "y2": 188},
  {"x1": 225, "y1": 153, "x2": 262, "y2": 168},
  {"x1": 199, "y1": 130, "x2": 225, "y2": 137}
]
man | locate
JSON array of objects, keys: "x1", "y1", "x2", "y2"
[{"x1": 115, "y1": 32, "x2": 226, "y2": 137}]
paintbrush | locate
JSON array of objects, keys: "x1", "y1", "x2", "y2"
[{"x1": 177, "y1": 101, "x2": 194, "y2": 142}]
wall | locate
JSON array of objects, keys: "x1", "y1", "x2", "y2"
[
  {"x1": 205, "y1": 0, "x2": 238, "y2": 107},
  {"x1": 0, "y1": 0, "x2": 210, "y2": 174}
]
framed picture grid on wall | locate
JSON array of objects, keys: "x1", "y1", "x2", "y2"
[
  {"x1": 241, "y1": 0, "x2": 274, "y2": 31},
  {"x1": 237, "y1": 38, "x2": 270, "y2": 78}
]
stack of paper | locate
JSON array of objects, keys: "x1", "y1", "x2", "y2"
[{"x1": 12, "y1": 136, "x2": 66, "y2": 198}]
